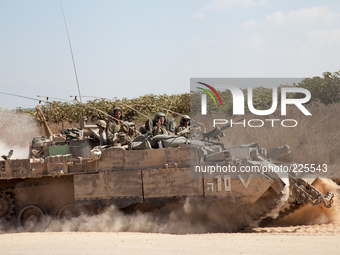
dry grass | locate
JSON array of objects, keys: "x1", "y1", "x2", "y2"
[{"x1": 193, "y1": 103, "x2": 340, "y2": 169}]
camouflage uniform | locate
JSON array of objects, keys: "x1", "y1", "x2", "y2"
[
  {"x1": 152, "y1": 125, "x2": 171, "y2": 136},
  {"x1": 106, "y1": 120, "x2": 127, "y2": 141},
  {"x1": 126, "y1": 134, "x2": 136, "y2": 143},
  {"x1": 106, "y1": 107, "x2": 127, "y2": 145},
  {"x1": 175, "y1": 115, "x2": 190, "y2": 139},
  {"x1": 124, "y1": 122, "x2": 137, "y2": 144},
  {"x1": 152, "y1": 112, "x2": 173, "y2": 136}
]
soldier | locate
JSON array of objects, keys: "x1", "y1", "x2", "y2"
[
  {"x1": 106, "y1": 107, "x2": 128, "y2": 145},
  {"x1": 175, "y1": 115, "x2": 190, "y2": 139},
  {"x1": 126, "y1": 122, "x2": 137, "y2": 143},
  {"x1": 152, "y1": 112, "x2": 173, "y2": 136},
  {"x1": 95, "y1": 120, "x2": 107, "y2": 146}
]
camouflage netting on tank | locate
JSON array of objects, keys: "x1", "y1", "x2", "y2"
[{"x1": 16, "y1": 93, "x2": 190, "y2": 124}]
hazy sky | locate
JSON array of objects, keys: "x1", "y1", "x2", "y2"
[{"x1": 1, "y1": 0, "x2": 340, "y2": 109}]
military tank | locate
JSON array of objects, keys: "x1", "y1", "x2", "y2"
[{"x1": 0, "y1": 114, "x2": 334, "y2": 231}]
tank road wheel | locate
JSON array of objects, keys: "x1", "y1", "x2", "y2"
[
  {"x1": 0, "y1": 192, "x2": 14, "y2": 219},
  {"x1": 17, "y1": 204, "x2": 47, "y2": 231},
  {"x1": 57, "y1": 203, "x2": 80, "y2": 220}
]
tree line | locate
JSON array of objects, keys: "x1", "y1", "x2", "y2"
[{"x1": 15, "y1": 70, "x2": 340, "y2": 123}]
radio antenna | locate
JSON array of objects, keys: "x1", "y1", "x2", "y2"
[
  {"x1": 59, "y1": 0, "x2": 84, "y2": 117},
  {"x1": 0, "y1": 91, "x2": 46, "y2": 103},
  {"x1": 165, "y1": 66, "x2": 191, "y2": 118}
]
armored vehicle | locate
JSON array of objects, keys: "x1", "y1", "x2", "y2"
[{"x1": 0, "y1": 116, "x2": 334, "y2": 231}]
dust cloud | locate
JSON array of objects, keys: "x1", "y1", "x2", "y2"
[
  {"x1": 0, "y1": 110, "x2": 39, "y2": 159},
  {"x1": 43, "y1": 200, "x2": 258, "y2": 234},
  {"x1": 277, "y1": 178, "x2": 340, "y2": 226},
  {"x1": 0, "y1": 199, "x2": 263, "y2": 234},
  {"x1": 45, "y1": 178, "x2": 338, "y2": 234},
  {"x1": 1, "y1": 179, "x2": 340, "y2": 234}
]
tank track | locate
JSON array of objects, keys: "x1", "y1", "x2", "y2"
[
  {"x1": 0, "y1": 183, "x2": 48, "y2": 220},
  {"x1": 0, "y1": 192, "x2": 14, "y2": 219},
  {"x1": 258, "y1": 177, "x2": 335, "y2": 227},
  {"x1": 0, "y1": 180, "x2": 73, "y2": 221},
  {"x1": 275, "y1": 203, "x2": 301, "y2": 221},
  {"x1": 257, "y1": 202, "x2": 302, "y2": 227}
]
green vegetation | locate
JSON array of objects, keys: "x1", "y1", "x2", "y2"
[
  {"x1": 296, "y1": 71, "x2": 340, "y2": 105},
  {"x1": 16, "y1": 93, "x2": 190, "y2": 124},
  {"x1": 15, "y1": 70, "x2": 340, "y2": 123},
  {"x1": 191, "y1": 70, "x2": 340, "y2": 116}
]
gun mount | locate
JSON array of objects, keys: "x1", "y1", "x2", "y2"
[{"x1": 202, "y1": 118, "x2": 244, "y2": 142}]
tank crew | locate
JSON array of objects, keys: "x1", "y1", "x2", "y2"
[
  {"x1": 152, "y1": 112, "x2": 173, "y2": 136},
  {"x1": 95, "y1": 120, "x2": 107, "y2": 146},
  {"x1": 175, "y1": 115, "x2": 190, "y2": 139},
  {"x1": 106, "y1": 107, "x2": 128, "y2": 145},
  {"x1": 126, "y1": 122, "x2": 137, "y2": 143}
]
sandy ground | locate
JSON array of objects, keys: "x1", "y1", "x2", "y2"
[{"x1": 1, "y1": 226, "x2": 340, "y2": 255}]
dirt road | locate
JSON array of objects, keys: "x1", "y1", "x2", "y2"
[{"x1": 1, "y1": 227, "x2": 340, "y2": 255}]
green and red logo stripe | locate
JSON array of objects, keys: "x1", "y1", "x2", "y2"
[{"x1": 196, "y1": 82, "x2": 222, "y2": 106}]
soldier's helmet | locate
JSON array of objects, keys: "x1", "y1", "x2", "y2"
[
  {"x1": 180, "y1": 115, "x2": 190, "y2": 125},
  {"x1": 123, "y1": 121, "x2": 136, "y2": 132},
  {"x1": 110, "y1": 107, "x2": 124, "y2": 119},
  {"x1": 154, "y1": 112, "x2": 166, "y2": 124},
  {"x1": 95, "y1": 120, "x2": 107, "y2": 129},
  {"x1": 129, "y1": 122, "x2": 136, "y2": 131},
  {"x1": 139, "y1": 125, "x2": 146, "y2": 134}
]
